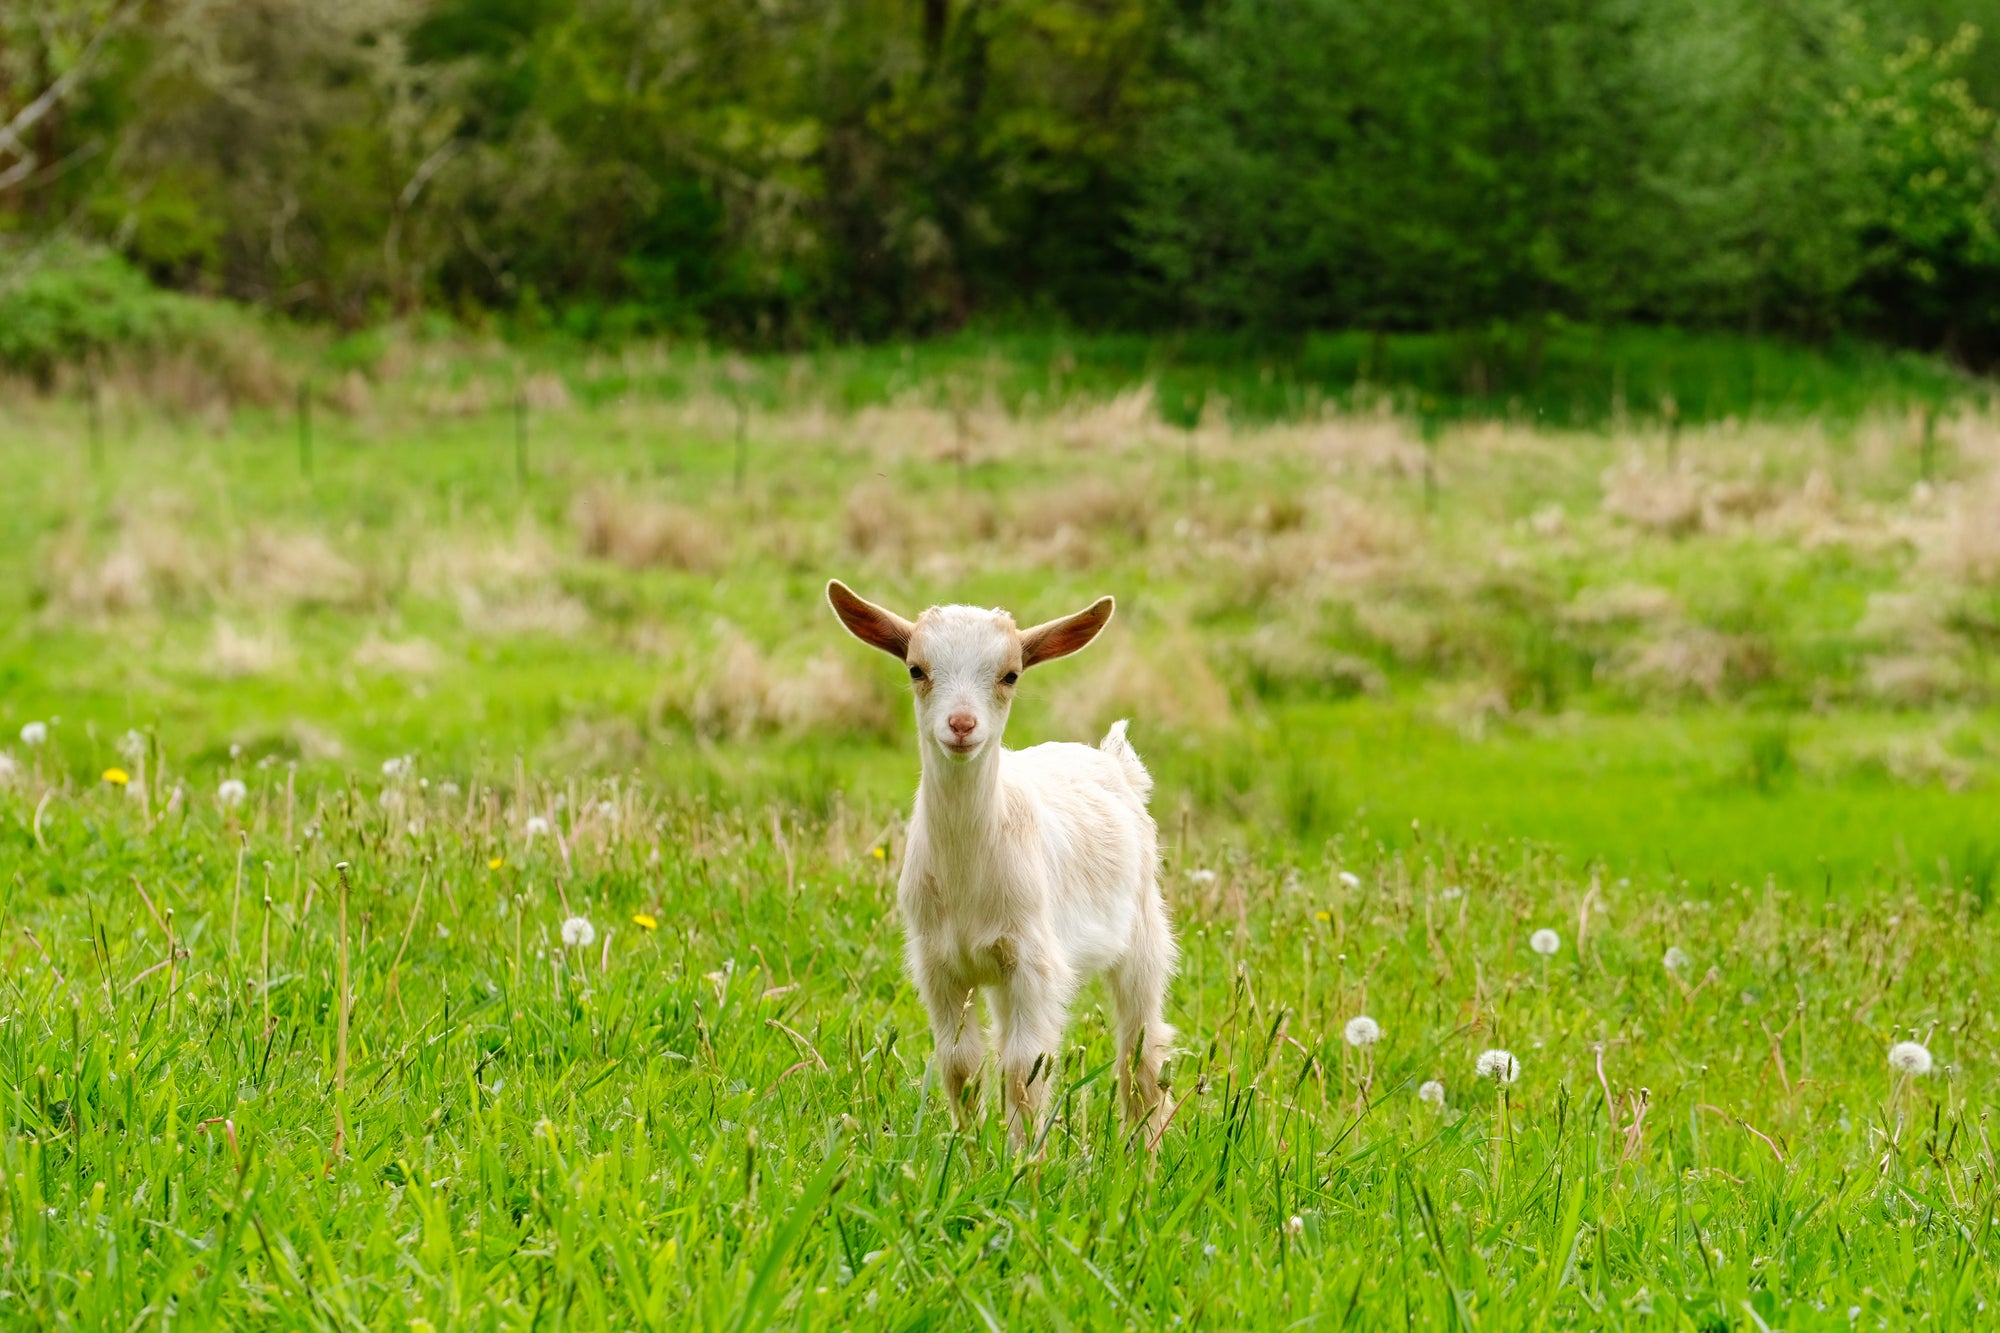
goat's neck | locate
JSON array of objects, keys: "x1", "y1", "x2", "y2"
[{"x1": 917, "y1": 739, "x2": 1004, "y2": 844}]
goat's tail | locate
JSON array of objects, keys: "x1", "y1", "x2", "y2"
[{"x1": 1099, "y1": 719, "x2": 1154, "y2": 802}]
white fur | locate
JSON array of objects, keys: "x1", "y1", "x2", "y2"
[{"x1": 829, "y1": 590, "x2": 1178, "y2": 1149}]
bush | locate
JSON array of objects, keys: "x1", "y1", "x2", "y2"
[{"x1": 0, "y1": 243, "x2": 221, "y2": 382}]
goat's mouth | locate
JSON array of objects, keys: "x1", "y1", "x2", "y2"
[{"x1": 942, "y1": 737, "x2": 982, "y2": 757}]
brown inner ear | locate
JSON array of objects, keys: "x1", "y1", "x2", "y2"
[
  {"x1": 827, "y1": 579, "x2": 914, "y2": 660},
  {"x1": 1020, "y1": 596, "x2": 1115, "y2": 668}
]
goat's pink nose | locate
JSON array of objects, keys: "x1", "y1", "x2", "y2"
[{"x1": 948, "y1": 712, "x2": 977, "y2": 738}]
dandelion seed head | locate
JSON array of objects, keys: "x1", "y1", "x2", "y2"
[
  {"x1": 1441, "y1": 885, "x2": 1463, "y2": 901},
  {"x1": 1283, "y1": 1215, "x2": 1303, "y2": 1236},
  {"x1": 1530, "y1": 928, "x2": 1560, "y2": 956},
  {"x1": 1663, "y1": 946, "x2": 1691, "y2": 973},
  {"x1": 561, "y1": 916, "x2": 596, "y2": 948},
  {"x1": 19, "y1": 722, "x2": 47, "y2": 747},
  {"x1": 1187, "y1": 867, "x2": 1215, "y2": 885},
  {"x1": 117, "y1": 730, "x2": 145, "y2": 762},
  {"x1": 1344, "y1": 1015, "x2": 1382, "y2": 1047},
  {"x1": 525, "y1": 816, "x2": 551, "y2": 838},
  {"x1": 217, "y1": 779, "x2": 248, "y2": 807},
  {"x1": 1337, "y1": 870, "x2": 1361, "y2": 889},
  {"x1": 1418, "y1": 1080, "x2": 1446, "y2": 1107},
  {"x1": 1475, "y1": 1049, "x2": 1520, "y2": 1084},
  {"x1": 1889, "y1": 1041, "x2": 1933, "y2": 1076},
  {"x1": 381, "y1": 755, "x2": 413, "y2": 779}
]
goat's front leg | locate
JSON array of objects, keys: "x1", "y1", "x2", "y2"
[
  {"x1": 991, "y1": 955, "x2": 1074, "y2": 1154},
  {"x1": 914, "y1": 958, "x2": 985, "y2": 1128}
]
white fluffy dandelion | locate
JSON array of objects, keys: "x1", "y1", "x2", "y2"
[
  {"x1": 1663, "y1": 946, "x2": 1691, "y2": 973},
  {"x1": 1344, "y1": 1015, "x2": 1382, "y2": 1048},
  {"x1": 1283, "y1": 1215, "x2": 1304, "y2": 1237},
  {"x1": 1441, "y1": 885, "x2": 1464, "y2": 901},
  {"x1": 525, "y1": 815, "x2": 551, "y2": 838},
  {"x1": 19, "y1": 722, "x2": 47, "y2": 747},
  {"x1": 1475, "y1": 1049, "x2": 1520, "y2": 1084},
  {"x1": 381, "y1": 755, "x2": 413, "y2": 779},
  {"x1": 1187, "y1": 868, "x2": 1217, "y2": 886},
  {"x1": 117, "y1": 729, "x2": 145, "y2": 762},
  {"x1": 217, "y1": 778, "x2": 248, "y2": 807},
  {"x1": 1888, "y1": 1041, "x2": 1933, "y2": 1077},
  {"x1": 1529, "y1": 928, "x2": 1560, "y2": 956},
  {"x1": 1417, "y1": 1080, "x2": 1446, "y2": 1108},
  {"x1": 560, "y1": 916, "x2": 596, "y2": 948},
  {"x1": 0, "y1": 753, "x2": 17, "y2": 783},
  {"x1": 1337, "y1": 870, "x2": 1361, "y2": 889}
]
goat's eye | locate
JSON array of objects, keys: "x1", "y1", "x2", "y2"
[
  {"x1": 909, "y1": 665, "x2": 926, "y2": 682},
  {"x1": 1001, "y1": 671, "x2": 1019, "y2": 686}
]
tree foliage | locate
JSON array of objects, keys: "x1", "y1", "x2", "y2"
[{"x1": 5, "y1": 0, "x2": 2000, "y2": 355}]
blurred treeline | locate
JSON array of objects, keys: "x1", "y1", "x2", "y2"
[{"x1": 6, "y1": 0, "x2": 2000, "y2": 356}]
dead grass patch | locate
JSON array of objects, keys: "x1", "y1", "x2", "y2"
[
  {"x1": 354, "y1": 633, "x2": 443, "y2": 675},
  {"x1": 685, "y1": 626, "x2": 896, "y2": 739},
  {"x1": 1046, "y1": 629, "x2": 1232, "y2": 736},
  {"x1": 1565, "y1": 583, "x2": 1682, "y2": 625},
  {"x1": 1603, "y1": 626, "x2": 1770, "y2": 701},
  {"x1": 572, "y1": 488, "x2": 727, "y2": 572},
  {"x1": 207, "y1": 620, "x2": 291, "y2": 678}
]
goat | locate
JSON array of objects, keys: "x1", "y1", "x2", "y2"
[{"x1": 827, "y1": 579, "x2": 1177, "y2": 1150}]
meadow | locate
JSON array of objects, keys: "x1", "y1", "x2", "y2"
[{"x1": 0, "y1": 327, "x2": 1998, "y2": 1326}]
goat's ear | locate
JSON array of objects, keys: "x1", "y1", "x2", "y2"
[
  {"x1": 827, "y1": 579, "x2": 915, "y2": 660},
  {"x1": 1020, "y1": 596, "x2": 1115, "y2": 668}
]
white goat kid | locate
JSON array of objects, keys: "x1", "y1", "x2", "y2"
[{"x1": 827, "y1": 580, "x2": 1178, "y2": 1150}]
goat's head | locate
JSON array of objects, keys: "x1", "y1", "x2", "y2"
[{"x1": 827, "y1": 580, "x2": 1114, "y2": 764}]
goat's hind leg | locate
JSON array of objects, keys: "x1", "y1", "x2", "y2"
[{"x1": 1109, "y1": 902, "x2": 1178, "y2": 1143}]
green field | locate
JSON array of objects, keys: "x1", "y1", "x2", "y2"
[{"x1": 1, "y1": 330, "x2": 1998, "y2": 1325}]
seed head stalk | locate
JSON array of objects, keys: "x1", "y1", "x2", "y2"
[{"x1": 334, "y1": 861, "x2": 353, "y2": 1159}]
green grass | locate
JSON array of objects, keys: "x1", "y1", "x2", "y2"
[
  {"x1": 0, "y1": 328, "x2": 1996, "y2": 1323},
  {"x1": 772, "y1": 323, "x2": 1982, "y2": 429},
  {"x1": 0, "y1": 771, "x2": 1992, "y2": 1327}
]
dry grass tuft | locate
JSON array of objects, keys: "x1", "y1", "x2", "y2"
[
  {"x1": 573, "y1": 488, "x2": 726, "y2": 572},
  {"x1": 463, "y1": 589, "x2": 591, "y2": 638},
  {"x1": 1010, "y1": 476, "x2": 1154, "y2": 545},
  {"x1": 1925, "y1": 475, "x2": 2000, "y2": 584},
  {"x1": 329, "y1": 371, "x2": 374, "y2": 416},
  {"x1": 237, "y1": 529, "x2": 366, "y2": 608},
  {"x1": 409, "y1": 525, "x2": 561, "y2": 598},
  {"x1": 1601, "y1": 461, "x2": 1708, "y2": 536},
  {"x1": 1604, "y1": 626, "x2": 1769, "y2": 700},
  {"x1": 1863, "y1": 654, "x2": 1969, "y2": 706},
  {"x1": 522, "y1": 372, "x2": 573, "y2": 412},
  {"x1": 844, "y1": 480, "x2": 928, "y2": 557},
  {"x1": 1046, "y1": 629, "x2": 1232, "y2": 736},
  {"x1": 1564, "y1": 583, "x2": 1682, "y2": 625},
  {"x1": 207, "y1": 620, "x2": 291, "y2": 678},
  {"x1": 353, "y1": 633, "x2": 443, "y2": 675},
  {"x1": 686, "y1": 627, "x2": 895, "y2": 739},
  {"x1": 41, "y1": 505, "x2": 212, "y2": 617}
]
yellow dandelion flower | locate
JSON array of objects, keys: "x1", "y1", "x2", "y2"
[
  {"x1": 1314, "y1": 910, "x2": 1330, "y2": 922},
  {"x1": 102, "y1": 768, "x2": 130, "y2": 786},
  {"x1": 632, "y1": 913, "x2": 658, "y2": 931},
  {"x1": 871, "y1": 846, "x2": 887, "y2": 860},
  {"x1": 487, "y1": 856, "x2": 505, "y2": 870}
]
